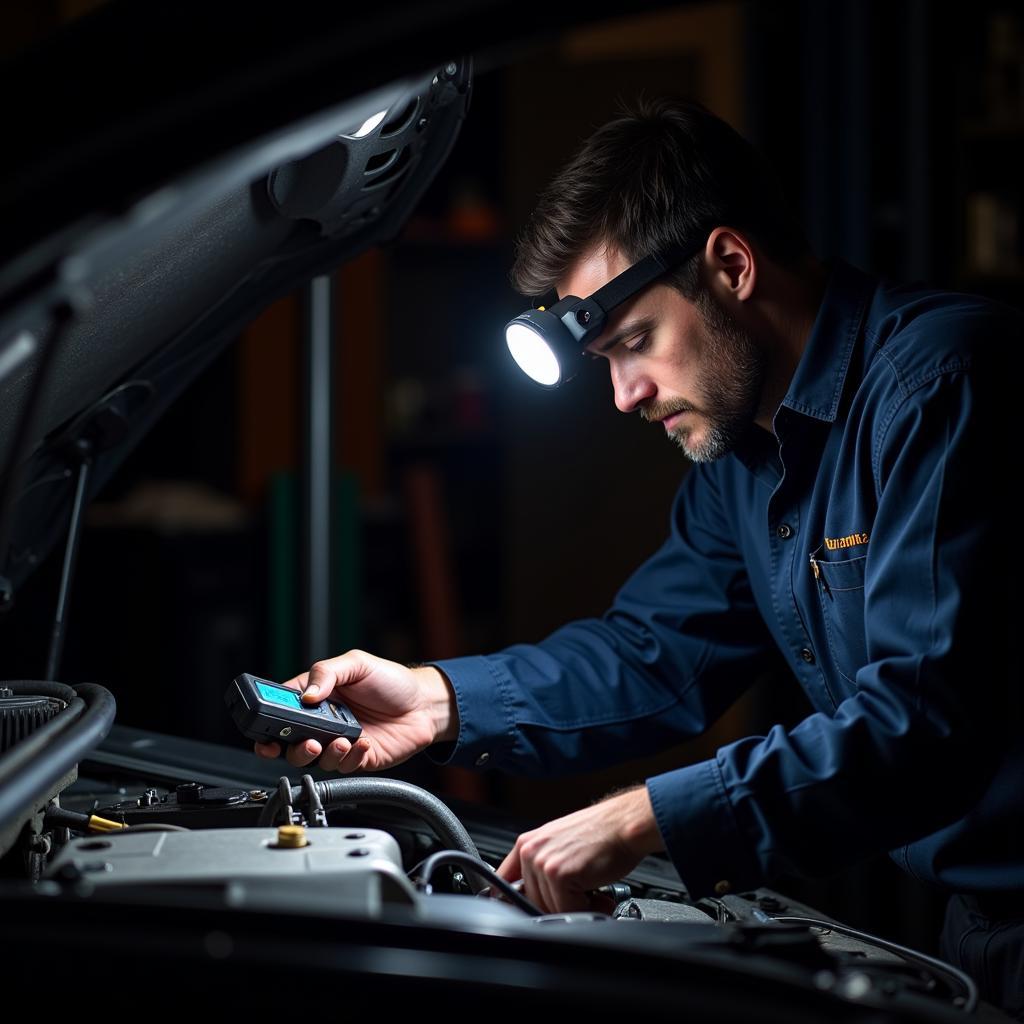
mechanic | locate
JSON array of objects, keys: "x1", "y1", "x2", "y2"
[{"x1": 256, "y1": 99, "x2": 1024, "y2": 1015}]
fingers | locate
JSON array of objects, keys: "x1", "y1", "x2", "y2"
[
  {"x1": 498, "y1": 833, "x2": 590, "y2": 914},
  {"x1": 519, "y1": 853, "x2": 548, "y2": 912},
  {"x1": 253, "y1": 737, "x2": 318, "y2": 766},
  {"x1": 494, "y1": 845, "x2": 540, "y2": 908},
  {"x1": 526, "y1": 854, "x2": 586, "y2": 914},
  {"x1": 285, "y1": 738, "x2": 322, "y2": 768},
  {"x1": 495, "y1": 845, "x2": 521, "y2": 883},
  {"x1": 522, "y1": 844, "x2": 560, "y2": 914},
  {"x1": 337, "y1": 736, "x2": 372, "y2": 772},
  {"x1": 317, "y1": 735, "x2": 372, "y2": 773},
  {"x1": 498, "y1": 841, "x2": 551, "y2": 912},
  {"x1": 253, "y1": 733, "x2": 372, "y2": 775},
  {"x1": 546, "y1": 872, "x2": 589, "y2": 914}
]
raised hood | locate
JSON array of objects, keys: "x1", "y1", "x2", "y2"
[{"x1": 0, "y1": 3, "x2": 492, "y2": 602}]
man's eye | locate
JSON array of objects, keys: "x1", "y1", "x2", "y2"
[{"x1": 626, "y1": 334, "x2": 650, "y2": 354}]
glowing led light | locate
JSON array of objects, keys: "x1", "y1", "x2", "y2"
[{"x1": 506, "y1": 322, "x2": 561, "y2": 386}]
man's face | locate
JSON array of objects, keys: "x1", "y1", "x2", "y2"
[{"x1": 557, "y1": 244, "x2": 766, "y2": 463}]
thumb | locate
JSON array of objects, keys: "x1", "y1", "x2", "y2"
[{"x1": 302, "y1": 650, "x2": 371, "y2": 701}]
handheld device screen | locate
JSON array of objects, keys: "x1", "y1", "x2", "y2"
[{"x1": 255, "y1": 682, "x2": 303, "y2": 709}]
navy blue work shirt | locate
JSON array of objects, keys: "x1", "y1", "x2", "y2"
[{"x1": 430, "y1": 259, "x2": 1024, "y2": 900}]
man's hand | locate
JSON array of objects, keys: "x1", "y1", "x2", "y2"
[
  {"x1": 253, "y1": 652, "x2": 458, "y2": 773},
  {"x1": 495, "y1": 785, "x2": 664, "y2": 914}
]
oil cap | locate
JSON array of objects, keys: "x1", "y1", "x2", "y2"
[{"x1": 275, "y1": 825, "x2": 308, "y2": 849}]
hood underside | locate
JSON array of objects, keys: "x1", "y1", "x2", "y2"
[{"x1": 0, "y1": 0, "x2": 670, "y2": 596}]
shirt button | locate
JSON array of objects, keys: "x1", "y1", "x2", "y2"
[
  {"x1": 474, "y1": 752, "x2": 490, "y2": 766},
  {"x1": 714, "y1": 880, "x2": 731, "y2": 895},
  {"x1": 800, "y1": 648, "x2": 816, "y2": 664},
  {"x1": 776, "y1": 523, "x2": 793, "y2": 540}
]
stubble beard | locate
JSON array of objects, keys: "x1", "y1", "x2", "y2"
[{"x1": 646, "y1": 290, "x2": 766, "y2": 464}]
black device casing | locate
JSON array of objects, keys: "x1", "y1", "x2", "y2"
[{"x1": 225, "y1": 673, "x2": 362, "y2": 747}]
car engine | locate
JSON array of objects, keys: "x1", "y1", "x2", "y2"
[{"x1": 0, "y1": 678, "x2": 998, "y2": 1020}]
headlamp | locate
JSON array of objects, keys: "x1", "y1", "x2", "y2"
[{"x1": 504, "y1": 237, "x2": 704, "y2": 387}]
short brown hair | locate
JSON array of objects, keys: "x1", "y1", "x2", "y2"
[{"x1": 510, "y1": 96, "x2": 810, "y2": 300}]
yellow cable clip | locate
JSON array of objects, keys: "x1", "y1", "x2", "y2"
[{"x1": 89, "y1": 815, "x2": 127, "y2": 832}]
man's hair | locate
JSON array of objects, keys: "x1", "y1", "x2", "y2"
[{"x1": 510, "y1": 96, "x2": 811, "y2": 300}]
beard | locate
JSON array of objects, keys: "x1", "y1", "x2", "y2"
[{"x1": 641, "y1": 290, "x2": 766, "y2": 463}]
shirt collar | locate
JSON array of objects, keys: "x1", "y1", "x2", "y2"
[
  {"x1": 779, "y1": 258, "x2": 876, "y2": 424},
  {"x1": 729, "y1": 259, "x2": 876, "y2": 483}
]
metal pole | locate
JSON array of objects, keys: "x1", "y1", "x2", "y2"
[
  {"x1": 45, "y1": 447, "x2": 92, "y2": 680},
  {"x1": 300, "y1": 275, "x2": 334, "y2": 666}
]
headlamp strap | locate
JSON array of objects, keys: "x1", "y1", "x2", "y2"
[{"x1": 587, "y1": 238, "x2": 704, "y2": 315}]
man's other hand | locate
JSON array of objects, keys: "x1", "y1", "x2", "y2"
[
  {"x1": 253, "y1": 652, "x2": 458, "y2": 774},
  {"x1": 495, "y1": 785, "x2": 665, "y2": 914}
]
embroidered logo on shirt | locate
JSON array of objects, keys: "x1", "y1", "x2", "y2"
[{"x1": 824, "y1": 531, "x2": 870, "y2": 551}]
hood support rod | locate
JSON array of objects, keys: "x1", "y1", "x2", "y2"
[
  {"x1": 45, "y1": 443, "x2": 92, "y2": 680},
  {"x1": 301, "y1": 274, "x2": 334, "y2": 665}
]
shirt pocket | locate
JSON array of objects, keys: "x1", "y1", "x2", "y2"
[{"x1": 810, "y1": 550, "x2": 869, "y2": 686}]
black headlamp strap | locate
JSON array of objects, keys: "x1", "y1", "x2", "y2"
[{"x1": 587, "y1": 237, "x2": 704, "y2": 314}]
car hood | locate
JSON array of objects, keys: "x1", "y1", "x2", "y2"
[{"x1": 0, "y1": 0, "x2": 627, "y2": 599}]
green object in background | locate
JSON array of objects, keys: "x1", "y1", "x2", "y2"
[{"x1": 267, "y1": 471, "x2": 361, "y2": 680}]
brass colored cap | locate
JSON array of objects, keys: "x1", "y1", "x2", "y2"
[{"x1": 276, "y1": 825, "x2": 308, "y2": 848}]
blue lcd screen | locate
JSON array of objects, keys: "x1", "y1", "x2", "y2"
[{"x1": 256, "y1": 682, "x2": 304, "y2": 709}]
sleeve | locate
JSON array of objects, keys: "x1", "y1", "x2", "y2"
[
  {"x1": 426, "y1": 460, "x2": 778, "y2": 775},
  {"x1": 648, "y1": 363, "x2": 1012, "y2": 898}
]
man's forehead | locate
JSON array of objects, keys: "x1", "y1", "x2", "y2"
[{"x1": 555, "y1": 243, "x2": 631, "y2": 301}]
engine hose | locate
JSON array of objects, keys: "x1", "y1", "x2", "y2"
[{"x1": 258, "y1": 775, "x2": 480, "y2": 865}]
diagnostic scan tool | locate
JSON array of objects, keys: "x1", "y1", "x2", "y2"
[{"x1": 225, "y1": 673, "x2": 362, "y2": 748}]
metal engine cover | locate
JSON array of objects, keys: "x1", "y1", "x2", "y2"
[{"x1": 45, "y1": 826, "x2": 406, "y2": 891}]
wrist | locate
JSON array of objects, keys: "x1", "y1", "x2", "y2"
[
  {"x1": 620, "y1": 785, "x2": 665, "y2": 856},
  {"x1": 413, "y1": 665, "x2": 460, "y2": 745}
]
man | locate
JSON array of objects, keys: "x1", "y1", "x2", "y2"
[{"x1": 256, "y1": 99, "x2": 1023, "y2": 1014}]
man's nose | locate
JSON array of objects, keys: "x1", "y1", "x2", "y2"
[{"x1": 610, "y1": 360, "x2": 656, "y2": 414}]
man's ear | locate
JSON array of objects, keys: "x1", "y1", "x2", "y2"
[{"x1": 704, "y1": 228, "x2": 756, "y2": 302}]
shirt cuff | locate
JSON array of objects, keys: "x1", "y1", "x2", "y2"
[
  {"x1": 422, "y1": 656, "x2": 517, "y2": 770},
  {"x1": 646, "y1": 757, "x2": 761, "y2": 899}
]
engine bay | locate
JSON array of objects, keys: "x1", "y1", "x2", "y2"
[{"x1": 0, "y1": 681, "x2": 994, "y2": 1020}]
